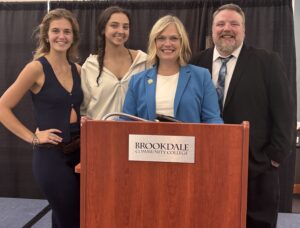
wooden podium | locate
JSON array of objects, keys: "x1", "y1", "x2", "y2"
[{"x1": 80, "y1": 120, "x2": 249, "y2": 228}]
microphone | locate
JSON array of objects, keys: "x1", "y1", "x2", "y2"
[
  {"x1": 101, "y1": 112, "x2": 151, "y2": 122},
  {"x1": 155, "y1": 114, "x2": 182, "y2": 122}
]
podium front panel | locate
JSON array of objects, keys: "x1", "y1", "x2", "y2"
[{"x1": 80, "y1": 121, "x2": 249, "y2": 228}]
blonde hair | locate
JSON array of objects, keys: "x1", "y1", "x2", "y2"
[
  {"x1": 147, "y1": 15, "x2": 191, "y2": 67},
  {"x1": 33, "y1": 8, "x2": 80, "y2": 62}
]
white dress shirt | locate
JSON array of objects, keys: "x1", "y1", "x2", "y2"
[{"x1": 212, "y1": 44, "x2": 243, "y2": 106}]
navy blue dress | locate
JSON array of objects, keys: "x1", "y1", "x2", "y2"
[{"x1": 31, "y1": 56, "x2": 83, "y2": 228}]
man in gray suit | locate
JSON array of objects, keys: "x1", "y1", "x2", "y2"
[{"x1": 190, "y1": 3, "x2": 293, "y2": 228}]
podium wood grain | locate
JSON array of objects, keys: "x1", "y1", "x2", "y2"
[{"x1": 80, "y1": 121, "x2": 249, "y2": 228}]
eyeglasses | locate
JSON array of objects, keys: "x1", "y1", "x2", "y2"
[{"x1": 155, "y1": 35, "x2": 181, "y2": 43}]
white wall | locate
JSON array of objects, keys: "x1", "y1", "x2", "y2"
[
  {"x1": 295, "y1": 1, "x2": 300, "y2": 120},
  {"x1": 293, "y1": 0, "x2": 295, "y2": 10}
]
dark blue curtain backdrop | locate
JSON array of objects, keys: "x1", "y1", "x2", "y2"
[{"x1": 0, "y1": 0, "x2": 296, "y2": 212}]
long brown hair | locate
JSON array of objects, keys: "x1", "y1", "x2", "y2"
[
  {"x1": 95, "y1": 6, "x2": 131, "y2": 86},
  {"x1": 33, "y1": 8, "x2": 80, "y2": 62}
]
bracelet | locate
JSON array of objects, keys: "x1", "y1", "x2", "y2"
[{"x1": 32, "y1": 133, "x2": 40, "y2": 146}]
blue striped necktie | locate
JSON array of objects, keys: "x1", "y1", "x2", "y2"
[{"x1": 216, "y1": 56, "x2": 232, "y2": 111}]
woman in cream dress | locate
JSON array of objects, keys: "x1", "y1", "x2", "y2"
[{"x1": 81, "y1": 6, "x2": 147, "y2": 119}]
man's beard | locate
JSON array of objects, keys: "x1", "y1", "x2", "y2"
[
  {"x1": 218, "y1": 42, "x2": 237, "y2": 55},
  {"x1": 213, "y1": 32, "x2": 242, "y2": 55}
]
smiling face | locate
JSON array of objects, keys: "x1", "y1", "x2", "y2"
[
  {"x1": 212, "y1": 9, "x2": 245, "y2": 56},
  {"x1": 104, "y1": 12, "x2": 129, "y2": 47},
  {"x1": 155, "y1": 23, "x2": 181, "y2": 64},
  {"x1": 47, "y1": 18, "x2": 73, "y2": 54}
]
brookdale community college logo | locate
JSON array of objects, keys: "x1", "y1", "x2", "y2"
[
  {"x1": 128, "y1": 134, "x2": 195, "y2": 163},
  {"x1": 134, "y1": 142, "x2": 190, "y2": 155}
]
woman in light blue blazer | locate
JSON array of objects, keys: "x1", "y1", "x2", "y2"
[{"x1": 122, "y1": 15, "x2": 222, "y2": 123}]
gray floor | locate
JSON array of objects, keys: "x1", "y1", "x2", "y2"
[
  {"x1": 32, "y1": 211, "x2": 51, "y2": 228},
  {"x1": 0, "y1": 198, "x2": 50, "y2": 228},
  {"x1": 278, "y1": 195, "x2": 300, "y2": 228},
  {"x1": 0, "y1": 196, "x2": 300, "y2": 228},
  {"x1": 293, "y1": 194, "x2": 300, "y2": 213}
]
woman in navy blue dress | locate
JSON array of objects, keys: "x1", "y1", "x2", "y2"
[{"x1": 0, "y1": 9, "x2": 82, "y2": 228}]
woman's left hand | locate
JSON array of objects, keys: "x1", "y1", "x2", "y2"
[{"x1": 35, "y1": 128, "x2": 63, "y2": 145}]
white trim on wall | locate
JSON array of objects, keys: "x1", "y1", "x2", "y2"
[
  {"x1": 295, "y1": 0, "x2": 300, "y2": 120},
  {"x1": 293, "y1": 0, "x2": 295, "y2": 11},
  {"x1": 0, "y1": 0, "x2": 110, "y2": 1}
]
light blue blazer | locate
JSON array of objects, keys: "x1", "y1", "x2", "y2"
[{"x1": 122, "y1": 64, "x2": 223, "y2": 123}]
